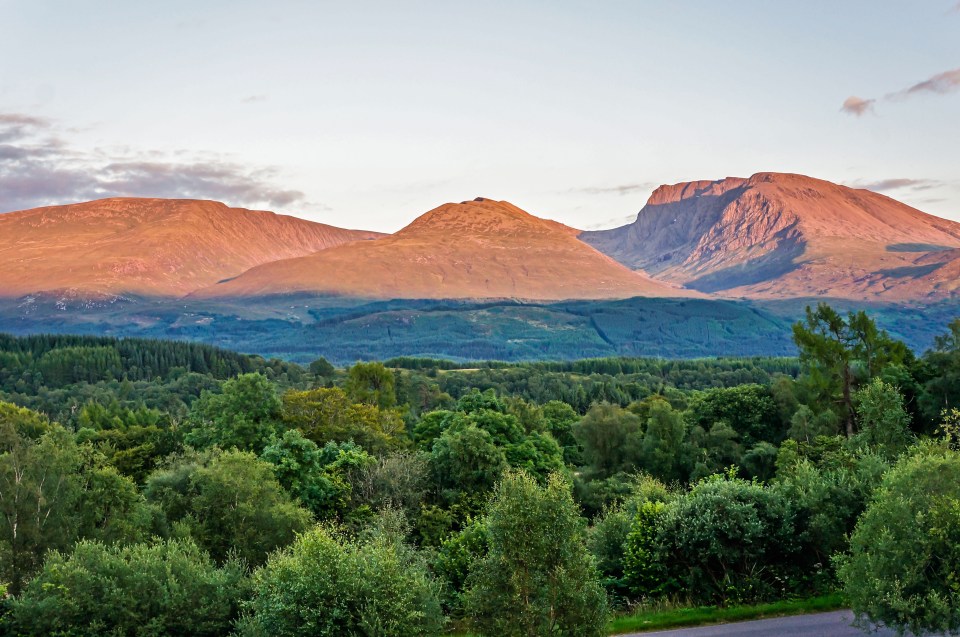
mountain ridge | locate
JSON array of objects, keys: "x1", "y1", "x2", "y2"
[
  {"x1": 580, "y1": 172, "x2": 960, "y2": 300},
  {"x1": 0, "y1": 197, "x2": 383, "y2": 297}
]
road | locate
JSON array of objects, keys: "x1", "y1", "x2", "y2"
[{"x1": 619, "y1": 610, "x2": 913, "y2": 637}]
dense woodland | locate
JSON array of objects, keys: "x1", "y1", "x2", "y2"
[{"x1": 0, "y1": 302, "x2": 959, "y2": 636}]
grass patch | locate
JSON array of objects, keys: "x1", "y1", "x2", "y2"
[{"x1": 607, "y1": 593, "x2": 846, "y2": 634}]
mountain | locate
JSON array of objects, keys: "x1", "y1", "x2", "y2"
[
  {"x1": 195, "y1": 198, "x2": 695, "y2": 300},
  {"x1": 0, "y1": 198, "x2": 383, "y2": 297},
  {"x1": 580, "y1": 172, "x2": 960, "y2": 300}
]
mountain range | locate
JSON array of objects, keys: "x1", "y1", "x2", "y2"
[{"x1": 2, "y1": 173, "x2": 959, "y2": 303}]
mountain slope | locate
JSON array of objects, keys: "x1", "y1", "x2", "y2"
[
  {"x1": 196, "y1": 198, "x2": 695, "y2": 300},
  {"x1": 580, "y1": 173, "x2": 960, "y2": 300},
  {"x1": 0, "y1": 198, "x2": 383, "y2": 297}
]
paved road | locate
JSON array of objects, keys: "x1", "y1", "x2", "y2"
[{"x1": 619, "y1": 610, "x2": 911, "y2": 637}]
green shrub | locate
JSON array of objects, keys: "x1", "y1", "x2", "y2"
[
  {"x1": 12, "y1": 539, "x2": 249, "y2": 637},
  {"x1": 656, "y1": 472, "x2": 798, "y2": 604},
  {"x1": 464, "y1": 471, "x2": 608, "y2": 636},
  {"x1": 623, "y1": 501, "x2": 668, "y2": 597},
  {"x1": 837, "y1": 443, "x2": 960, "y2": 635},
  {"x1": 240, "y1": 525, "x2": 445, "y2": 637}
]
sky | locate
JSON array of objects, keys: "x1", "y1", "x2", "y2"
[{"x1": 1, "y1": 0, "x2": 958, "y2": 232}]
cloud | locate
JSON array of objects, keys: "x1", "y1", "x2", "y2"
[
  {"x1": 0, "y1": 112, "x2": 313, "y2": 213},
  {"x1": 573, "y1": 182, "x2": 656, "y2": 196},
  {"x1": 241, "y1": 94, "x2": 268, "y2": 103},
  {"x1": 854, "y1": 178, "x2": 937, "y2": 193},
  {"x1": 899, "y1": 67, "x2": 960, "y2": 96},
  {"x1": 843, "y1": 67, "x2": 960, "y2": 115},
  {"x1": 841, "y1": 96, "x2": 875, "y2": 116},
  {"x1": 582, "y1": 214, "x2": 637, "y2": 230}
]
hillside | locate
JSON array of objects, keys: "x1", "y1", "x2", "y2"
[
  {"x1": 196, "y1": 198, "x2": 695, "y2": 300},
  {"x1": 0, "y1": 198, "x2": 383, "y2": 297},
  {"x1": 580, "y1": 172, "x2": 960, "y2": 300}
]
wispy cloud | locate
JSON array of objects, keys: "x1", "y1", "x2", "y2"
[
  {"x1": 840, "y1": 96, "x2": 875, "y2": 117},
  {"x1": 897, "y1": 68, "x2": 960, "y2": 96},
  {"x1": 853, "y1": 178, "x2": 938, "y2": 193},
  {"x1": 844, "y1": 177, "x2": 947, "y2": 196},
  {"x1": 581, "y1": 214, "x2": 637, "y2": 230},
  {"x1": 842, "y1": 67, "x2": 960, "y2": 115},
  {"x1": 0, "y1": 113, "x2": 315, "y2": 213},
  {"x1": 241, "y1": 94, "x2": 268, "y2": 104},
  {"x1": 572, "y1": 182, "x2": 656, "y2": 196}
]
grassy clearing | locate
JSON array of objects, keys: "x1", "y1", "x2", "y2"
[{"x1": 607, "y1": 593, "x2": 846, "y2": 634}]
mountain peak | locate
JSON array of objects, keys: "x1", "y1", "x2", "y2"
[
  {"x1": 398, "y1": 198, "x2": 580, "y2": 238},
  {"x1": 581, "y1": 173, "x2": 960, "y2": 300},
  {"x1": 196, "y1": 198, "x2": 694, "y2": 301}
]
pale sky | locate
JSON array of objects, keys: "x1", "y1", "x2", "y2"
[{"x1": 1, "y1": 0, "x2": 958, "y2": 231}]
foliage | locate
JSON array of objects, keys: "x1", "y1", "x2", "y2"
[
  {"x1": 655, "y1": 472, "x2": 799, "y2": 604},
  {"x1": 853, "y1": 378, "x2": 914, "y2": 460},
  {"x1": 623, "y1": 501, "x2": 668, "y2": 597},
  {"x1": 184, "y1": 373, "x2": 283, "y2": 452},
  {"x1": 465, "y1": 471, "x2": 608, "y2": 637},
  {"x1": 574, "y1": 403, "x2": 643, "y2": 478},
  {"x1": 0, "y1": 404, "x2": 153, "y2": 594},
  {"x1": 430, "y1": 423, "x2": 507, "y2": 513},
  {"x1": 11, "y1": 538, "x2": 249, "y2": 637},
  {"x1": 345, "y1": 361, "x2": 397, "y2": 409},
  {"x1": 773, "y1": 447, "x2": 887, "y2": 588},
  {"x1": 792, "y1": 303, "x2": 910, "y2": 437},
  {"x1": 239, "y1": 525, "x2": 445, "y2": 637},
  {"x1": 432, "y1": 520, "x2": 488, "y2": 615},
  {"x1": 145, "y1": 450, "x2": 312, "y2": 565},
  {"x1": 686, "y1": 384, "x2": 782, "y2": 447},
  {"x1": 282, "y1": 386, "x2": 406, "y2": 454},
  {"x1": 3, "y1": 305, "x2": 960, "y2": 634},
  {"x1": 837, "y1": 443, "x2": 960, "y2": 636}
]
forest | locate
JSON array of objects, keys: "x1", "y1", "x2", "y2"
[{"x1": 0, "y1": 302, "x2": 958, "y2": 636}]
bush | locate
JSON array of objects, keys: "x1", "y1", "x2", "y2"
[
  {"x1": 145, "y1": 450, "x2": 312, "y2": 565},
  {"x1": 464, "y1": 471, "x2": 608, "y2": 637},
  {"x1": 837, "y1": 443, "x2": 960, "y2": 635},
  {"x1": 432, "y1": 521, "x2": 488, "y2": 615},
  {"x1": 587, "y1": 474, "x2": 673, "y2": 602},
  {"x1": 656, "y1": 472, "x2": 798, "y2": 604},
  {"x1": 240, "y1": 525, "x2": 445, "y2": 637},
  {"x1": 12, "y1": 539, "x2": 249, "y2": 637},
  {"x1": 623, "y1": 501, "x2": 668, "y2": 597}
]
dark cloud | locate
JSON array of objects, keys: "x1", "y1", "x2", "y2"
[
  {"x1": 0, "y1": 112, "x2": 310, "y2": 213},
  {"x1": 841, "y1": 96, "x2": 875, "y2": 117},
  {"x1": 573, "y1": 182, "x2": 656, "y2": 196},
  {"x1": 97, "y1": 161, "x2": 304, "y2": 208}
]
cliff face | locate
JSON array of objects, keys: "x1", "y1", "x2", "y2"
[
  {"x1": 0, "y1": 198, "x2": 383, "y2": 297},
  {"x1": 581, "y1": 173, "x2": 960, "y2": 300},
  {"x1": 195, "y1": 198, "x2": 697, "y2": 301}
]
